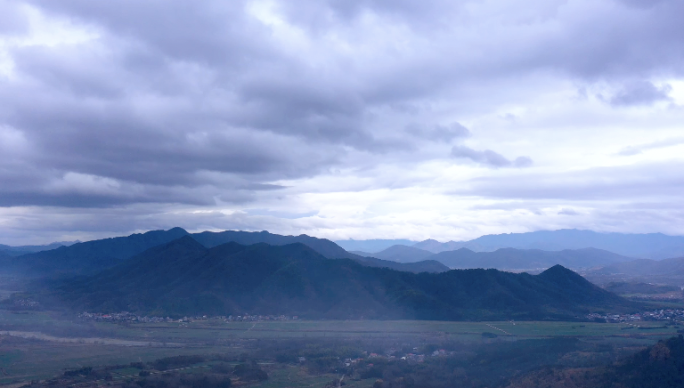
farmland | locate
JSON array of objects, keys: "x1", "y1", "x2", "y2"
[{"x1": 1, "y1": 309, "x2": 682, "y2": 386}]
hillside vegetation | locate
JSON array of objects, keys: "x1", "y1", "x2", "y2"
[{"x1": 45, "y1": 236, "x2": 634, "y2": 320}]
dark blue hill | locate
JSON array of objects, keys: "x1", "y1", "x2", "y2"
[
  {"x1": 47, "y1": 237, "x2": 634, "y2": 320},
  {"x1": 191, "y1": 229, "x2": 448, "y2": 273},
  {"x1": 3, "y1": 228, "x2": 190, "y2": 276}
]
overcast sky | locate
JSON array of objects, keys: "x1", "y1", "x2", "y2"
[{"x1": 1, "y1": 0, "x2": 684, "y2": 245}]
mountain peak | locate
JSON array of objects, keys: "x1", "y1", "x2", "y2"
[
  {"x1": 538, "y1": 264, "x2": 587, "y2": 284},
  {"x1": 540, "y1": 264, "x2": 573, "y2": 275},
  {"x1": 166, "y1": 234, "x2": 204, "y2": 248}
]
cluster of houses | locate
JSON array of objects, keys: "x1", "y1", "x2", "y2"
[
  {"x1": 78, "y1": 312, "x2": 174, "y2": 323},
  {"x1": 362, "y1": 348, "x2": 452, "y2": 364},
  {"x1": 77, "y1": 311, "x2": 299, "y2": 323},
  {"x1": 297, "y1": 348, "x2": 452, "y2": 368},
  {"x1": 587, "y1": 309, "x2": 684, "y2": 323},
  {"x1": 225, "y1": 314, "x2": 299, "y2": 321},
  {"x1": 11, "y1": 298, "x2": 40, "y2": 308}
]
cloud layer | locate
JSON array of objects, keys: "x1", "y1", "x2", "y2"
[{"x1": 0, "y1": 0, "x2": 684, "y2": 244}]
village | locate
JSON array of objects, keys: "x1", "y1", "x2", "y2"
[
  {"x1": 79, "y1": 309, "x2": 684, "y2": 326},
  {"x1": 586, "y1": 309, "x2": 684, "y2": 323},
  {"x1": 77, "y1": 311, "x2": 300, "y2": 323}
]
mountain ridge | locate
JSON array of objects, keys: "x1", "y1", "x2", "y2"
[
  {"x1": 44, "y1": 237, "x2": 635, "y2": 320},
  {"x1": 1, "y1": 227, "x2": 191, "y2": 276},
  {"x1": 429, "y1": 247, "x2": 632, "y2": 270},
  {"x1": 0, "y1": 228, "x2": 447, "y2": 277},
  {"x1": 415, "y1": 229, "x2": 684, "y2": 259},
  {"x1": 190, "y1": 230, "x2": 448, "y2": 273}
]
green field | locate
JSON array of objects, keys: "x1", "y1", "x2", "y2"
[
  {"x1": 85, "y1": 318, "x2": 680, "y2": 342},
  {"x1": 1, "y1": 310, "x2": 681, "y2": 386}
]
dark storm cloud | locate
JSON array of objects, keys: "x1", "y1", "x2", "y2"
[{"x1": 451, "y1": 146, "x2": 533, "y2": 168}]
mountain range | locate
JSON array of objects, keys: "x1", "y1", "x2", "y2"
[
  {"x1": 589, "y1": 256, "x2": 684, "y2": 277},
  {"x1": 351, "y1": 245, "x2": 434, "y2": 263},
  {"x1": 3, "y1": 228, "x2": 659, "y2": 279},
  {"x1": 354, "y1": 244, "x2": 632, "y2": 270},
  {"x1": 0, "y1": 228, "x2": 191, "y2": 276},
  {"x1": 0, "y1": 241, "x2": 80, "y2": 257},
  {"x1": 45, "y1": 236, "x2": 632, "y2": 320},
  {"x1": 427, "y1": 247, "x2": 631, "y2": 270},
  {"x1": 335, "y1": 239, "x2": 417, "y2": 253},
  {"x1": 343, "y1": 229, "x2": 684, "y2": 259},
  {"x1": 0, "y1": 228, "x2": 447, "y2": 277}
]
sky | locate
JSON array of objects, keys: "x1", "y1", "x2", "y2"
[{"x1": 1, "y1": 0, "x2": 684, "y2": 245}]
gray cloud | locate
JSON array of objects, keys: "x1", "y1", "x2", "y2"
[
  {"x1": 451, "y1": 146, "x2": 533, "y2": 168},
  {"x1": 0, "y1": 0, "x2": 683, "y2": 242},
  {"x1": 0, "y1": 0, "x2": 28, "y2": 35},
  {"x1": 558, "y1": 208, "x2": 580, "y2": 216},
  {"x1": 454, "y1": 162, "x2": 684, "y2": 201},
  {"x1": 406, "y1": 122, "x2": 471, "y2": 142},
  {"x1": 609, "y1": 80, "x2": 672, "y2": 106}
]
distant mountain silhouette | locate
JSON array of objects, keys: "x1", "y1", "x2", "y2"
[
  {"x1": 0, "y1": 241, "x2": 80, "y2": 257},
  {"x1": 367, "y1": 245, "x2": 434, "y2": 263},
  {"x1": 47, "y1": 237, "x2": 632, "y2": 320},
  {"x1": 352, "y1": 245, "x2": 630, "y2": 270},
  {"x1": 413, "y1": 239, "x2": 478, "y2": 253},
  {"x1": 413, "y1": 230, "x2": 684, "y2": 259},
  {"x1": 590, "y1": 256, "x2": 684, "y2": 277},
  {"x1": 191, "y1": 230, "x2": 448, "y2": 273},
  {"x1": 429, "y1": 247, "x2": 631, "y2": 270},
  {"x1": 335, "y1": 239, "x2": 416, "y2": 253},
  {"x1": 2, "y1": 228, "x2": 190, "y2": 276}
]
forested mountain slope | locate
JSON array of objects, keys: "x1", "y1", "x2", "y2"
[{"x1": 47, "y1": 236, "x2": 633, "y2": 320}]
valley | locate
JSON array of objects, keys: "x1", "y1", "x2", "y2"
[
  {"x1": 3, "y1": 228, "x2": 684, "y2": 387},
  {"x1": 1, "y1": 309, "x2": 682, "y2": 387}
]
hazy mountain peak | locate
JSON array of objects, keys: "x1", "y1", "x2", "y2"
[
  {"x1": 538, "y1": 264, "x2": 588, "y2": 284},
  {"x1": 164, "y1": 234, "x2": 205, "y2": 249}
]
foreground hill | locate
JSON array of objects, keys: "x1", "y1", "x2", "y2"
[
  {"x1": 430, "y1": 247, "x2": 631, "y2": 270},
  {"x1": 1, "y1": 228, "x2": 190, "y2": 276},
  {"x1": 47, "y1": 236, "x2": 632, "y2": 320},
  {"x1": 507, "y1": 335, "x2": 684, "y2": 388}
]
